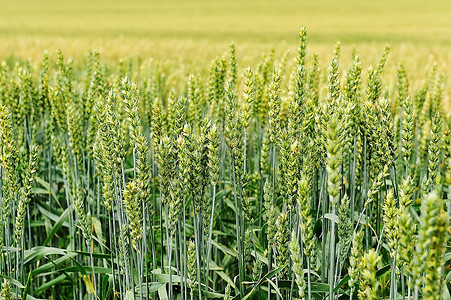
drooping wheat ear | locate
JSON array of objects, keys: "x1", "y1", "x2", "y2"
[
  {"x1": 14, "y1": 144, "x2": 38, "y2": 245},
  {"x1": 290, "y1": 231, "x2": 306, "y2": 299},
  {"x1": 358, "y1": 249, "x2": 381, "y2": 300},
  {"x1": 413, "y1": 191, "x2": 448, "y2": 299}
]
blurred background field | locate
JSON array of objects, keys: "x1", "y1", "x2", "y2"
[
  {"x1": 1, "y1": 0, "x2": 450, "y2": 108},
  {"x1": 1, "y1": 0, "x2": 451, "y2": 61}
]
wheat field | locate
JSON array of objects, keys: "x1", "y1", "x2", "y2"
[{"x1": 0, "y1": 1, "x2": 450, "y2": 299}]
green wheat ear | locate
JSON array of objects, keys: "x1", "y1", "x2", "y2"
[
  {"x1": 275, "y1": 211, "x2": 288, "y2": 278},
  {"x1": 428, "y1": 112, "x2": 443, "y2": 189},
  {"x1": 290, "y1": 231, "x2": 306, "y2": 299},
  {"x1": 358, "y1": 249, "x2": 381, "y2": 300},
  {"x1": 298, "y1": 174, "x2": 316, "y2": 259},
  {"x1": 413, "y1": 191, "x2": 448, "y2": 299},
  {"x1": 241, "y1": 67, "x2": 254, "y2": 129},
  {"x1": 187, "y1": 240, "x2": 197, "y2": 291},
  {"x1": 0, "y1": 28, "x2": 450, "y2": 300},
  {"x1": 14, "y1": 144, "x2": 38, "y2": 245},
  {"x1": 348, "y1": 229, "x2": 364, "y2": 296},
  {"x1": 382, "y1": 190, "x2": 399, "y2": 260},
  {"x1": 123, "y1": 181, "x2": 143, "y2": 249},
  {"x1": 2, "y1": 279, "x2": 12, "y2": 300},
  {"x1": 267, "y1": 67, "x2": 282, "y2": 145},
  {"x1": 0, "y1": 105, "x2": 18, "y2": 224},
  {"x1": 264, "y1": 179, "x2": 276, "y2": 250},
  {"x1": 338, "y1": 194, "x2": 352, "y2": 265}
]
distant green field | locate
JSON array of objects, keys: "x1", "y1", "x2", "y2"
[{"x1": 1, "y1": 0, "x2": 451, "y2": 64}]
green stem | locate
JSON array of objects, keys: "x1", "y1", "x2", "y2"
[{"x1": 329, "y1": 204, "x2": 336, "y2": 300}]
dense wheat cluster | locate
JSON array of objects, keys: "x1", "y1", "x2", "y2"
[{"x1": 0, "y1": 29, "x2": 449, "y2": 300}]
